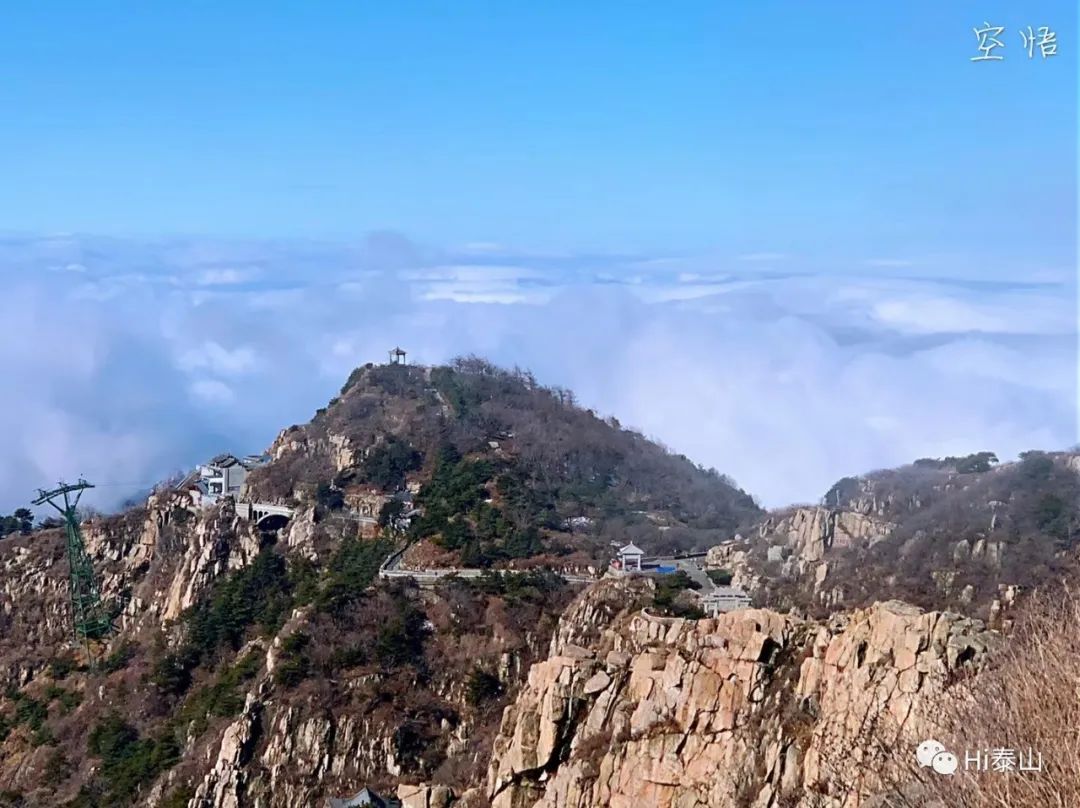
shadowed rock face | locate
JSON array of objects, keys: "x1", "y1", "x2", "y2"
[{"x1": 473, "y1": 580, "x2": 995, "y2": 808}]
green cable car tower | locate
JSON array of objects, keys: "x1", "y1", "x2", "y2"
[{"x1": 32, "y1": 480, "x2": 113, "y2": 646}]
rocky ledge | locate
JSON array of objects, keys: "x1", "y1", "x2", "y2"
[{"x1": 472, "y1": 579, "x2": 995, "y2": 808}]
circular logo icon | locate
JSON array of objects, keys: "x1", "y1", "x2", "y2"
[
  {"x1": 916, "y1": 739, "x2": 946, "y2": 768},
  {"x1": 932, "y1": 750, "x2": 959, "y2": 775}
]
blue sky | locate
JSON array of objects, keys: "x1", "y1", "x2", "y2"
[
  {"x1": 0, "y1": 4, "x2": 1076, "y2": 511},
  {"x1": 1, "y1": 2, "x2": 1075, "y2": 261}
]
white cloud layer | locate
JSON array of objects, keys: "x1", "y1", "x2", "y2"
[{"x1": 0, "y1": 233, "x2": 1074, "y2": 512}]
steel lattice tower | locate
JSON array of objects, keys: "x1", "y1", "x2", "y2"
[{"x1": 32, "y1": 480, "x2": 113, "y2": 643}]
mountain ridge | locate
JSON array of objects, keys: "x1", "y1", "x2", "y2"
[
  {"x1": 0, "y1": 357, "x2": 1075, "y2": 807},
  {"x1": 243, "y1": 356, "x2": 762, "y2": 567}
]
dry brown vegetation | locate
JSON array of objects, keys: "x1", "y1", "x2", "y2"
[
  {"x1": 879, "y1": 586, "x2": 1080, "y2": 807},
  {"x1": 762, "y1": 451, "x2": 1080, "y2": 618},
  {"x1": 248, "y1": 359, "x2": 762, "y2": 562}
]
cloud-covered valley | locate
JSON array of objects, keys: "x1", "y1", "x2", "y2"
[{"x1": 0, "y1": 232, "x2": 1074, "y2": 512}]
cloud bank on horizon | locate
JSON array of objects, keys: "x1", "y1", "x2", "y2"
[{"x1": 0, "y1": 231, "x2": 1074, "y2": 512}]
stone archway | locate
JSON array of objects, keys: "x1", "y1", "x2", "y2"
[{"x1": 256, "y1": 513, "x2": 291, "y2": 532}]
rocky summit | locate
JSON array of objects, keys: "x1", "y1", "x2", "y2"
[{"x1": 0, "y1": 359, "x2": 1075, "y2": 808}]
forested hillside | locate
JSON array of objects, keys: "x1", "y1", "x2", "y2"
[
  {"x1": 247, "y1": 356, "x2": 761, "y2": 565},
  {"x1": 0, "y1": 358, "x2": 1076, "y2": 807},
  {"x1": 0, "y1": 357, "x2": 759, "y2": 807},
  {"x1": 751, "y1": 450, "x2": 1080, "y2": 618}
]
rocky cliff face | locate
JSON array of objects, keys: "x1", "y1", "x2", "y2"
[
  {"x1": 709, "y1": 451, "x2": 1080, "y2": 621},
  {"x1": 0, "y1": 490, "x2": 1038, "y2": 808},
  {"x1": 770, "y1": 507, "x2": 895, "y2": 562},
  {"x1": 1, "y1": 364, "x2": 1073, "y2": 808},
  {"x1": 700, "y1": 505, "x2": 897, "y2": 612},
  {"x1": 0, "y1": 493, "x2": 238, "y2": 687},
  {"x1": 479, "y1": 579, "x2": 995, "y2": 808},
  {"x1": 0, "y1": 489, "x2": 1000, "y2": 808},
  {"x1": 0, "y1": 488, "x2": 570, "y2": 807}
]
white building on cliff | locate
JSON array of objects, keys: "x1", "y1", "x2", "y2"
[{"x1": 176, "y1": 453, "x2": 270, "y2": 506}]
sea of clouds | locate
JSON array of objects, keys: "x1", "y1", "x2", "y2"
[{"x1": 0, "y1": 231, "x2": 1074, "y2": 512}]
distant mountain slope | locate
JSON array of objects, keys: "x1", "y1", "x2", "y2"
[
  {"x1": 746, "y1": 450, "x2": 1080, "y2": 617},
  {"x1": 246, "y1": 356, "x2": 762, "y2": 564}
]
